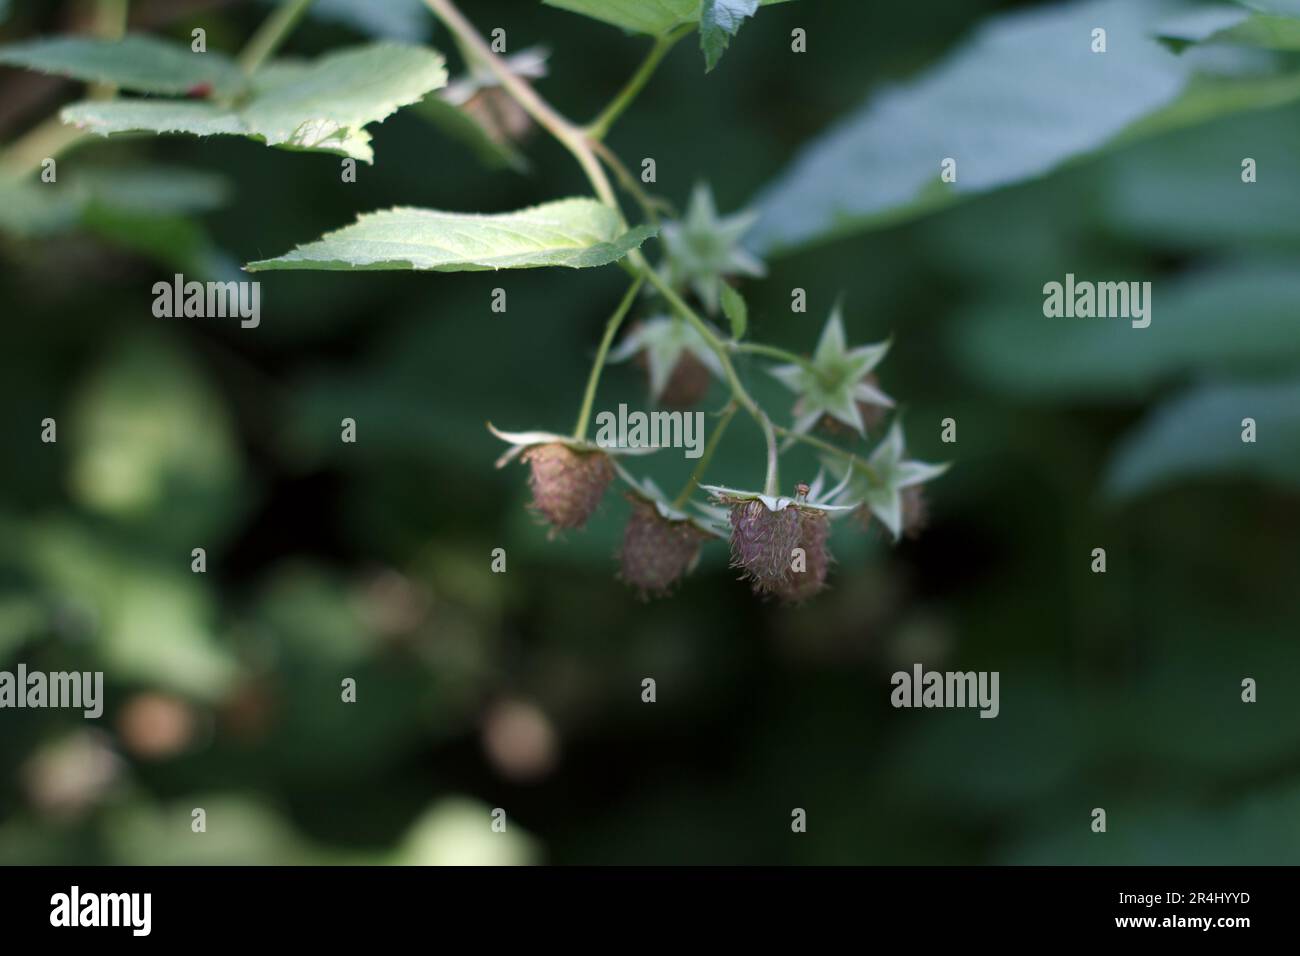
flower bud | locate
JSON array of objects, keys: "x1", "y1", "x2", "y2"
[
  {"x1": 619, "y1": 496, "x2": 710, "y2": 597},
  {"x1": 522, "y1": 442, "x2": 614, "y2": 534}
]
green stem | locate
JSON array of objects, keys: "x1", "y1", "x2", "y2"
[
  {"x1": 762, "y1": 409, "x2": 779, "y2": 496},
  {"x1": 585, "y1": 25, "x2": 691, "y2": 141},
  {"x1": 423, "y1": 0, "x2": 619, "y2": 211},
  {"x1": 591, "y1": 137, "x2": 667, "y2": 226},
  {"x1": 572, "y1": 276, "x2": 645, "y2": 440},
  {"x1": 91, "y1": 0, "x2": 129, "y2": 40},
  {"x1": 238, "y1": 0, "x2": 317, "y2": 75},
  {"x1": 0, "y1": 117, "x2": 87, "y2": 180},
  {"x1": 672, "y1": 402, "x2": 737, "y2": 509},
  {"x1": 732, "y1": 341, "x2": 814, "y2": 371},
  {"x1": 774, "y1": 425, "x2": 881, "y2": 483},
  {"x1": 89, "y1": 0, "x2": 129, "y2": 98},
  {"x1": 641, "y1": 266, "x2": 779, "y2": 494}
]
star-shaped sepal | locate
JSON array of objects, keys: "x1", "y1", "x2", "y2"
[
  {"x1": 769, "y1": 305, "x2": 894, "y2": 438},
  {"x1": 658, "y1": 182, "x2": 766, "y2": 315}
]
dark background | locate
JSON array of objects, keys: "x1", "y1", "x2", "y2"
[{"x1": 2, "y1": 0, "x2": 1298, "y2": 864}]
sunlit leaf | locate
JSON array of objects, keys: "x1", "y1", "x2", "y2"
[
  {"x1": 60, "y1": 44, "x2": 448, "y2": 163},
  {"x1": 246, "y1": 198, "x2": 655, "y2": 272}
]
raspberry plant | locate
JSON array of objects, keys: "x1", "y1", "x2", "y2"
[{"x1": 0, "y1": 0, "x2": 949, "y2": 603}]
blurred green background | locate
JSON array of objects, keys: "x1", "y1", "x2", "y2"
[{"x1": 2, "y1": 0, "x2": 1300, "y2": 865}]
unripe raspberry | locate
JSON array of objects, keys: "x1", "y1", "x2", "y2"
[
  {"x1": 726, "y1": 497, "x2": 802, "y2": 593},
  {"x1": 619, "y1": 496, "x2": 710, "y2": 597},
  {"x1": 774, "y1": 507, "x2": 832, "y2": 603},
  {"x1": 522, "y1": 442, "x2": 614, "y2": 534}
]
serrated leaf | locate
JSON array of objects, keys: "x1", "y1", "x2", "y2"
[
  {"x1": 246, "y1": 198, "x2": 656, "y2": 272},
  {"x1": 60, "y1": 43, "x2": 448, "y2": 163},
  {"x1": 0, "y1": 35, "x2": 246, "y2": 96},
  {"x1": 1104, "y1": 378, "x2": 1300, "y2": 498},
  {"x1": 544, "y1": 0, "x2": 789, "y2": 37},
  {"x1": 701, "y1": 0, "x2": 759, "y2": 70},
  {"x1": 721, "y1": 284, "x2": 747, "y2": 339}
]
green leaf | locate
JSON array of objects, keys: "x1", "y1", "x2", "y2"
[
  {"x1": 246, "y1": 198, "x2": 656, "y2": 272},
  {"x1": 721, "y1": 284, "x2": 747, "y2": 339},
  {"x1": 0, "y1": 35, "x2": 246, "y2": 96},
  {"x1": 1157, "y1": 3, "x2": 1300, "y2": 50},
  {"x1": 954, "y1": 262, "x2": 1300, "y2": 401},
  {"x1": 1210, "y1": 14, "x2": 1300, "y2": 48},
  {"x1": 60, "y1": 43, "x2": 448, "y2": 163},
  {"x1": 747, "y1": 0, "x2": 1300, "y2": 254},
  {"x1": 76, "y1": 165, "x2": 231, "y2": 215},
  {"x1": 0, "y1": 179, "x2": 83, "y2": 237},
  {"x1": 543, "y1": 0, "x2": 789, "y2": 37},
  {"x1": 1104, "y1": 378, "x2": 1300, "y2": 498},
  {"x1": 700, "y1": 0, "x2": 759, "y2": 71},
  {"x1": 0, "y1": 166, "x2": 230, "y2": 245},
  {"x1": 1231, "y1": 0, "x2": 1300, "y2": 17},
  {"x1": 1102, "y1": 102, "x2": 1300, "y2": 248}
]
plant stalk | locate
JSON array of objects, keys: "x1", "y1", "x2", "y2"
[
  {"x1": 732, "y1": 341, "x2": 815, "y2": 371},
  {"x1": 238, "y1": 0, "x2": 317, "y2": 75},
  {"x1": 585, "y1": 25, "x2": 691, "y2": 141},
  {"x1": 572, "y1": 276, "x2": 644, "y2": 440},
  {"x1": 672, "y1": 402, "x2": 737, "y2": 509}
]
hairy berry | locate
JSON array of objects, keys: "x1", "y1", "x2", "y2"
[
  {"x1": 619, "y1": 496, "x2": 710, "y2": 598},
  {"x1": 522, "y1": 442, "x2": 613, "y2": 534}
]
